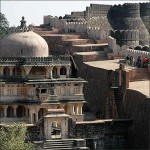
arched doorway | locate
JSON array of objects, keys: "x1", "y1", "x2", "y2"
[
  {"x1": 38, "y1": 108, "x2": 47, "y2": 120},
  {"x1": 32, "y1": 113, "x2": 36, "y2": 123},
  {"x1": 51, "y1": 121, "x2": 61, "y2": 139},
  {"x1": 52, "y1": 67, "x2": 57, "y2": 78},
  {"x1": 60, "y1": 67, "x2": 66, "y2": 75},
  {"x1": 29, "y1": 67, "x2": 46, "y2": 77},
  {"x1": 13, "y1": 67, "x2": 22, "y2": 77},
  {"x1": 16, "y1": 105, "x2": 26, "y2": 118},
  {"x1": 0, "y1": 106, "x2": 4, "y2": 117},
  {"x1": 3, "y1": 67, "x2": 10, "y2": 77},
  {"x1": 7, "y1": 106, "x2": 14, "y2": 117}
]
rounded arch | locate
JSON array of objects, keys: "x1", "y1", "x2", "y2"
[
  {"x1": 13, "y1": 67, "x2": 22, "y2": 76},
  {"x1": 29, "y1": 67, "x2": 46, "y2": 76},
  {"x1": 0, "y1": 106, "x2": 4, "y2": 117},
  {"x1": 16, "y1": 105, "x2": 26, "y2": 118},
  {"x1": 53, "y1": 67, "x2": 57, "y2": 78},
  {"x1": 60, "y1": 67, "x2": 66, "y2": 75},
  {"x1": 38, "y1": 108, "x2": 47, "y2": 120},
  {"x1": 3, "y1": 67, "x2": 10, "y2": 77},
  {"x1": 7, "y1": 106, "x2": 14, "y2": 117},
  {"x1": 32, "y1": 113, "x2": 36, "y2": 123}
]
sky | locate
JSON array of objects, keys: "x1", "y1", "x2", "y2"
[{"x1": 1, "y1": 0, "x2": 149, "y2": 26}]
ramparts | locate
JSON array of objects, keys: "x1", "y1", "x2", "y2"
[{"x1": 110, "y1": 30, "x2": 139, "y2": 46}]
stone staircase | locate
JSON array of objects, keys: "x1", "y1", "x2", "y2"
[
  {"x1": 129, "y1": 68, "x2": 150, "y2": 82},
  {"x1": 112, "y1": 87, "x2": 125, "y2": 119},
  {"x1": 33, "y1": 26, "x2": 60, "y2": 35},
  {"x1": 62, "y1": 39, "x2": 95, "y2": 46},
  {"x1": 42, "y1": 139, "x2": 89, "y2": 150},
  {"x1": 43, "y1": 140, "x2": 74, "y2": 150}
]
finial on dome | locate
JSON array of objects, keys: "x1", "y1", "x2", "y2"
[{"x1": 20, "y1": 16, "x2": 27, "y2": 28}]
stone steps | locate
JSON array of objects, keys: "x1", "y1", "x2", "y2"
[
  {"x1": 63, "y1": 39, "x2": 95, "y2": 46},
  {"x1": 43, "y1": 140, "x2": 74, "y2": 150},
  {"x1": 112, "y1": 87, "x2": 125, "y2": 119}
]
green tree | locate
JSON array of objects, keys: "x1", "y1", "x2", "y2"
[
  {"x1": 0, "y1": 13, "x2": 9, "y2": 39},
  {"x1": 0, "y1": 123, "x2": 35, "y2": 150}
]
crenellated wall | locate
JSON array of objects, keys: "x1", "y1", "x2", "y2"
[
  {"x1": 119, "y1": 48, "x2": 150, "y2": 60},
  {"x1": 110, "y1": 30, "x2": 139, "y2": 46},
  {"x1": 87, "y1": 27, "x2": 109, "y2": 41},
  {"x1": 43, "y1": 2, "x2": 150, "y2": 46},
  {"x1": 64, "y1": 22, "x2": 87, "y2": 33}
]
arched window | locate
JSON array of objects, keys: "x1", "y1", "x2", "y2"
[
  {"x1": 52, "y1": 67, "x2": 57, "y2": 78},
  {"x1": 60, "y1": 67, "x2": 66, "y2": 75},
  {"x1": 29, "y1": 67, "x2": 46, "y2": 76},
  {"x1": 38, "y1": 108, "x2": 47, "y2": 120},
  {"x1": 7, "y1": 106, "x2": 14, "y2": 117},
  {"x1": 3, "y1": 67, "x2": 10, "y2": 77},
  {"x1": 32, "y1": 113, "x2": 36, "y2": 123},
  {"x1": 16, "y1": 105, "x2": 26, "y2": 118}
]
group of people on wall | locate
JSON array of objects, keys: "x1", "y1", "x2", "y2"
[{"x1": 126, "y1": 55, "x2": 149, "y2": 68}]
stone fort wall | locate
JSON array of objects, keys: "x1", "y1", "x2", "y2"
[{"x1": 44, "y1": 2, "x2": 150, "y2": 46}]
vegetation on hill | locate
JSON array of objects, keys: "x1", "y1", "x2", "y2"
[{"x1": 0, "y1": 123, "x2": 35, "y2": 150}]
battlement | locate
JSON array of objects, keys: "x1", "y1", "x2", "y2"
[
  {"x1": 122, "y1": 3, "x2": 140, "y2": 10},
  {"x1": 71, "y1": 11, "x2": 85, "y2": 19},
  {"x1": 90, "y1": 4, "x2": 112, "y2": 11},
  {"x1": 110, "y1": 30, "x2": 139, "y2": 41},
  {"x1": 65, "y1": 22, "x2": 87, "y2": 25}
]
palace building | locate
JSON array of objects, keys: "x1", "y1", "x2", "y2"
[{"x1": 0, "y1": 17, "x2": 86, "y2": 140}]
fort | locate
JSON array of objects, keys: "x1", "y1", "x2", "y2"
[{"x1": 1, "y1": 2, "x2": 150, "y2": 149}]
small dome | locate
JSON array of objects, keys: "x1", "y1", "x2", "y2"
[{"x1": 0, "y1": 31, "x2": 49, "y2": 57}]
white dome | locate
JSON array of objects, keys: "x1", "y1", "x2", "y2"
[{"x1": 0, "y1": 31, "x2": 49, "y2": 57}]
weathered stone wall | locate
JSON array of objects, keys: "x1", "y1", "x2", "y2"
[
  {"x1": 68, "y1": 120, "x2": 131, "y2": 149},
  {"x1": 124, "y1": 89, "x2": 150, "y2": 149},
  {"x1": 74, "y1": 55, "x2": 116, "y2": 118}
]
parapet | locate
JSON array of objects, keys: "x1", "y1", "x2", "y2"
[
  {"x1": 140, "y1": 2, "x2": 150, "y2": 16},
  {"x1": 110, "y1": 30, "x2": 139, "y2": 41},
  {"x1": 122, "y1": 3, "x2": 140, "y2": 18}
]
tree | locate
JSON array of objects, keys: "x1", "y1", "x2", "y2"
[
  {"x1": 0, "y1": 123, "x2": 35, "y2": 150},
  {"x1": 0, "y1": 13, "x2": 9, "y2": 39}
]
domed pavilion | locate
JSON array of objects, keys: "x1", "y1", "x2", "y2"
[{"x1": 0, "y1": 17, "x2": 86, "y2": 140}]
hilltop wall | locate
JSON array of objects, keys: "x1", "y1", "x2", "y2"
[
  {"x1": 44, "y1": 3, "x2": 150, "y2": 46},
  {"x1": 124, "y1": 89, "x2": 150, "y2": 149}
]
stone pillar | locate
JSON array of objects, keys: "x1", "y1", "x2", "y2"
[
  {"x1": 57, "y1": 66, "x2": 61, "y2": 78},
  {"x1": 9, "y1": 66, "x2": 14, "y2": 76},
  {"x1": 80, "y1": 84, "x2": 83, "y2": 94},
  {"x1": 76, "y1": 105, "x2": 79, "y2": 114},
  {"x1": 0, "y1": 66, "x2": 4, "y2": 77},
  {"x1": 24, "y1": 66, "x2": 32, "y2": 78},
  {"x1": 66, "y1": 66, "x2": 70, "y2": 78},
  {"x1": 12, "y1": 105, "x2": 17, "y2": 117},
  {"x1": 46, "y1": 66, "x2": 53, "y2": 79},
  {"x1": 79, "y1": 104, "x2": 83, "y2": 114},
  {"x1": 3, "y1": 105, "x2": 8, "y2": 117}
]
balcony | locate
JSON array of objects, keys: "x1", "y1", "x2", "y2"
[
  {"x1": 39, "y1": 93, "x2": 50, "y2": 101},
  {"x1": 0, "y1": 117, "x2": 29, "y2": 124},
  {"x1": 57, "y1": 94, "x2": 84, "y2": 101}
]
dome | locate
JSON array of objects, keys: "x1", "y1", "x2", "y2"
[{"x1": 0, "y1": 31, "x2": 49, "y2": 57}]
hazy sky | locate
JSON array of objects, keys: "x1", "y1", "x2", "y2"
[{"x1": 1, "y1": 1, "x2": 149, "y2": 26}]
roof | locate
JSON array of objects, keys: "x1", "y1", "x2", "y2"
[{"x1": 0, "y1": 31, "x2": 49, "y2": 57}]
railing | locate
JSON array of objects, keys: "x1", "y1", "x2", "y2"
[
  {"x1": 0, "y1": 56, "x2": 71, "y2": 66},
  {"x1": 58, "y1": 94, "x2": 84, "y2": 101},
  {"x1": 0, "y1": 117, "x2": 29, "y2": 123}
]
